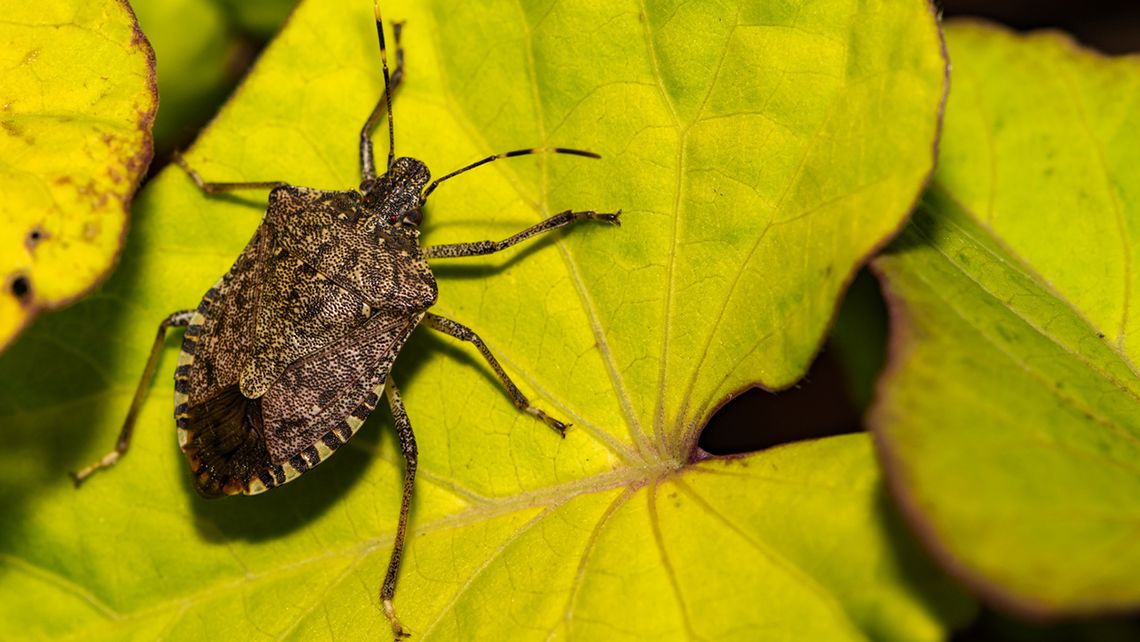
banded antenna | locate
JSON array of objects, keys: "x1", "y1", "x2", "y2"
[
  {"x1": 373, "y1": 0, "x2": 396, "y2": 172},
  {"x1": 421, "y1": 147, "x2": 601, "y2": 202}
]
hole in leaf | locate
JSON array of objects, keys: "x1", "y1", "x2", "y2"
[
  {"x1": 10, "y1": 275, "x2": 32, "y2": 303},
  {"x1": 698, "y1": 268, "x2": 888, "y2": 457},
  {"x1": 698, "y1": 348, "x2": 862, "y2": 456}
]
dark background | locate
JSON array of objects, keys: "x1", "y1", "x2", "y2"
[{"x1": 942, "y1": 0, "x2": 1140, "y2": 55}]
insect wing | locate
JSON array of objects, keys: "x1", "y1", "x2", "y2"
[
  {"x1": 184, "y1": 233, "x2": 262, "y2": 406},
  {"x1": 259, "y1": 309, "x2": 422, "y2": 467},
  {"x1": 240, "y1": 222, "x2": 372, "y2": 399}
]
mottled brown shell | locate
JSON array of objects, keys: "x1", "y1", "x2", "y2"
[{"x1": 173, "y1": 185, "x2": 436, "y2": 498}]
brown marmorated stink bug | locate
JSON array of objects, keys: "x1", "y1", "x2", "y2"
[{"x1": 72, "y1": 2, "x2": 619, "y2": 637}]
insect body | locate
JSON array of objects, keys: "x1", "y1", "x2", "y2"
[
  {"x1": 175, "y1": 170, "x2": 438, "y2": 498},
  {"x1": 73, "y1": 3, "x2": 619, "y2": 638}
]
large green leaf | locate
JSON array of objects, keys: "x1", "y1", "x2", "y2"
[
  {"x1": 872, "y1": 21, "x2": 1140, "y2": 617},
  {"x1": 0, "y1": 0, "x2": 960, "y2": 638},
  {"x1": 0, "y1": 0, "x2": 156, "y2": 350}
]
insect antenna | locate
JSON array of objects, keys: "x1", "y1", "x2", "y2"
[
  {"x1": 420, "y1": 147, "x2": 600, "y2": 202},
  {"x1": 372, "y1": 0, "x2": 396, "y2": 172}
]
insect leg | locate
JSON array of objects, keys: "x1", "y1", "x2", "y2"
[
  {"x1": 422, "y1": 312, "x2": 568, "y2": 435},
  {"x1": 71, "y1": 310, "x2": 196, "y2": 486},
  {"x1": 382, "y1": 377, "x2": 416, "y2": 640},
  {"x1": 422, "y1": 209, "x2": 621, "y2": 260},
  {"x1": 359, "y1": 10, "x2": 407, "y2": 183},
  {"x1": 174, "y1": 153, "x2": 288, "y2": 194}
]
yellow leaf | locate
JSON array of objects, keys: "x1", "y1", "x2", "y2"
[{"x1": 0, "y1": 0, "x2": 157, "y2": 350}]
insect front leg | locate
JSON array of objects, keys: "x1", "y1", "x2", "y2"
[
  {"x1": 422, "y1": 209, "x2": 621, "y2": 260},
  {"x1": 72, "y1": 310, "x2": 195, "y2": 486},
  {"x1": 422, "y1": 312, "x2": 569, "y2": 435},
  {"x1": 382, "y1": 377, "x2": 416, "y2": 640},
  {"x1": 174, "y1": 153, "x2": 289, "y2": 194}
]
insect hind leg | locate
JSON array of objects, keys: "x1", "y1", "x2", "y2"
[
  {"x1": 422, "y1": 312, "x2": 568, "y2": 436},
  {"x1": 382, "y1": 377, "x2": 416, "y2": 639},
  {"x1": 72, "y1": 310, "x2": 195, "y2": 486}
]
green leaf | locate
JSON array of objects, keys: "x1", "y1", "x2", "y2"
[
  {"x1": 213, "y1": 0, "x2": 296, "y2": 39},
  {"x1": 131, "y1": 0, "x2": 234, "y2": 150},
  {"x1": 872, "y1": 21, "x2": 1140, "y2": 617},
  {"x1": 0, "y1": 0, "x2": 157, "y2": 351},
  {"x1": 0, "y1": 0, "x2": 960, "y2": 638}
]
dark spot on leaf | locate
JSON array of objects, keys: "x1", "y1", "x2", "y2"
[
  {"x1": 995, "y1": 323, "x2": 1017, "y2": 343},
  {"x1": 10, "y1": 275, "x2": 32, "y2": 304},
  {"x1": 25, "y1": 224, "x2": 48, "y2": 253},
  {"x1": 1097, "y1": 332, "x2": 1105, "y2": 339},
  {"x1": 1, "y1": 119, "x2": 33, "y2": 144},
  {"x1": 130, "y1": 21, "x2": 148, "y2": 48}
]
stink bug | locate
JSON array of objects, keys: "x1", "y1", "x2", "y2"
[{"x1": 72, "y1": 2, "x2": 619, "y2": 637}]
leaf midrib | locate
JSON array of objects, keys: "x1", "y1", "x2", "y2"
[{"x1": 46, "y1": 463, "x2": 675, "y2": 637}]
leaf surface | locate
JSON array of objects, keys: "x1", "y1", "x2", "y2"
[
  {"x1": 0, "y1": 0, "x2": 157, "y2": 350},
  {"x1": 872, "y1": 21, "x2": 1140, "y2": 616},
  {"x1": 0, "y1": 0, "x2": 961, "y2": 638}
]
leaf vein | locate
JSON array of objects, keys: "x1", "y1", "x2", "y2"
[
  {"x1": 672, "y1": 478, "x2": 866, "y2": 637},
  {"x1": 647, "y1": 478, "x2": 702, "y2": 641},
  {"x1": 547, "y1": 485, "x2": 636, "y2": 641},
  {"x1": 416, "y1": 502, "x2": 563, "y2": 639},
  {"x1": 0, "y1": 553, "x2": 120, "y2": 621}
]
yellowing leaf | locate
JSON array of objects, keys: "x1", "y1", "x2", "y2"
[
  {"x1": 872, "y1": 21, "x2": 1140, "y2": 617},
  {"x1": 0, "y1": 0, "x2": 964, "y2": 639},
  {"x1": 0, "y1": 0, "x2": 157, "y2": 350}
]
